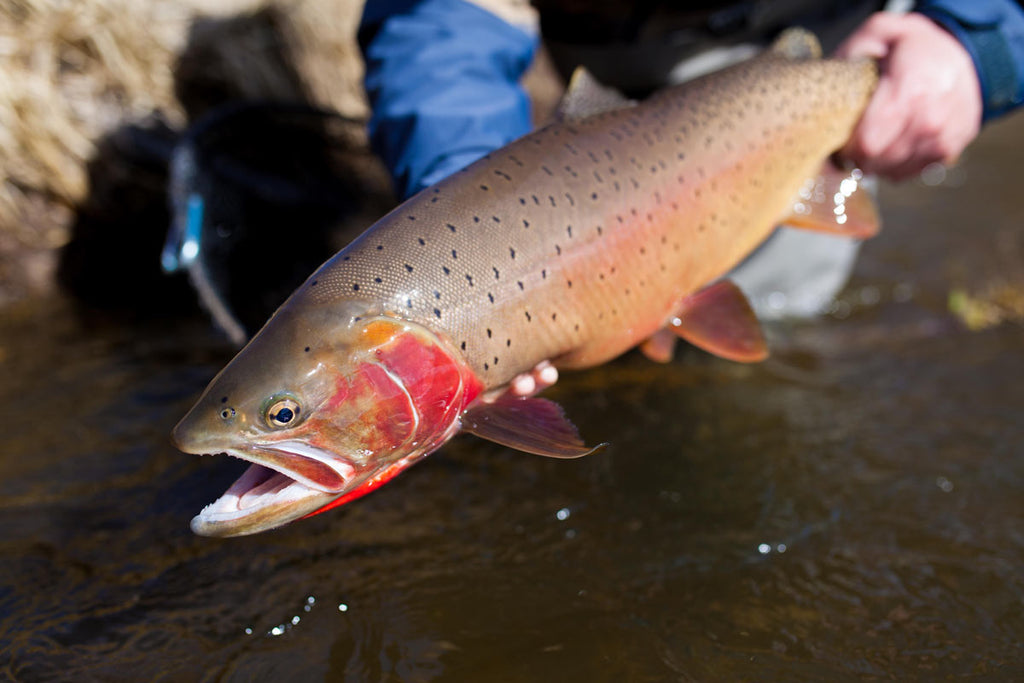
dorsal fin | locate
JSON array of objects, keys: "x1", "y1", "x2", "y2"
[{"x1": 556, "y1": 67, "x2": 635, "y2": 121}]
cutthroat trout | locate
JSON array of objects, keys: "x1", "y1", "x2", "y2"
[{"x1": 173, "y1": 30, "x2": 879, "y2": 536}]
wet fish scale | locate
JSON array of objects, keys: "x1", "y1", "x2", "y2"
[{"x1": 302, "y1": 52, "x2": 875, "y2": 386}]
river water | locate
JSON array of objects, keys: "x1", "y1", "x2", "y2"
[{"x1": 2, "y1": 117, "x2": 1023, "y2": 681}]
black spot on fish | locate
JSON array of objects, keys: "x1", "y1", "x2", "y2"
[
  {"x1": 484, "y1": 362, "x2": 490, "y2": 371},
  {"x1": 443, "y1": 266, "x2": 451, "y2": 275},
  {"x1": 493, "y1": 267, "x2": 500, "y2": 280},
  {"x1": 493, "y1": 357, "x2": 499, "y2": 365},
  {"x1": 377, "y1": 245, "x2": 384, "y2": 250},
  {"x1": 517, "y1": 281, "x2": 524, "y2": 290},
  {"x1": 591, "y1": 192, "x2": 598, "y2": 200},
  {"x1": 541, "y1": 269, "x2": 547, "y2": 279},
  {"x1": 555, "y1": 244, "x2": 562, "y2": 256},
  {"x1": 566, "y1": 225, "x2": 573, "y2": 238},
  {"x1": 447, "y1": 223, "x2": 457, "y2": 233},
  {"x1": 532, "y1": 195, "x2": 539, "y2": 205},
  {"x1": 466, "y1": 274, "x2": 474, "y2": 286},
  {"x1": 542, "y1": 165, "x2": 553, "y2": 176},
  {"x1": 492, "y1": 216, "x2": 500, "y2": 223},
  {"x1": 374, "y1": 277, "x2": 382, "y2": 283},
  {"x1": 406, "y1": 298, "x2": 413, "y2": 308},
  {"x1": 304, "y1": 347, "x2": 310, "y2": 352},
  {"x1": 434, "y1": 308, "x2": 442, "y2": 319},
  {"x1": 352, "y1": 284, "x2": 360, "y2": 291},
  {"x1": 418, "y1": 237, "x2": 426, "y2": 245},
  {"x1": 566, "y1": 280, "x2": 573, "y2": 288},
  {"x1": 519, "y1": 197, "x2": 526, "y2": 205},
  {"x1": 525, "y1": 311, "x2": 532, "y2": 322},
  {"x1": 551, "y1": 313, "x2": 557, "y2": 321},
  {"x1": 451, "y1": 249, "x2": 458, "y2": 260},
  {"x1": 220, "y1": 396, "x2": 228, "y2": 403},
  {"x1": 480, "y1": 185, "x2": 489, "y2": 191},
  {"x1": 434, "y1": 290, "x2": 441, "y2": 299},
  {"x1": 461, "y1": 341, "x2": 467, "y2": 351},
  {"x1": 311, "y1": 279, "x2": 318, "y2": 286},
  {"x1": 523, "y1": 219, "x2": 530, "y2": 229},
  {"x1": 407, "y1": 215, "x2": 416, "y2": 221},
  {"x1": 509, "y1": 247, "x2": 516, "y2": 260},
  {"x1": 404, "y1": 264, "x2": 414, "y2": 273},
  {"x1": 549, "y1": 196, "x2": 557, "y2": 207},
  {"x1": 487, "y1": 328, "x2": 492, "y2": 338},
  {"x1": 506, "y1": 339, "x2": 511, "y2": 347},
  {"x1": 488, "y1": 292, "x2": 494, "y2": 303},
  {"x1": 473, "y1": 216, "x2": 480, "y2": 223}
]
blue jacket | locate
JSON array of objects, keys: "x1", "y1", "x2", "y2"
[{"x1": 361, "y1": 0, "x2": 1024, "y2": 199}]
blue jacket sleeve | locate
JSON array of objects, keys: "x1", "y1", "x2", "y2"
[
  {"x1": 359, "y1": 0, "x2": 538, "y2": 199},
  {"x1": 916, "y1": 0, "x2": 1024, "y2": 121}
]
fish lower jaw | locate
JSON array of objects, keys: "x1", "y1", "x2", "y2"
[
  {"x1": 191, "y1": 463, "x2": 329, "y2": 534},
  {"x1": 190, "y1": 446, "x2": 360, "y2": 536}
]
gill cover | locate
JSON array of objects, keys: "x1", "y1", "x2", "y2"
[{"x1": 173, "y1": 301, "x2": 481, "y2": 536}]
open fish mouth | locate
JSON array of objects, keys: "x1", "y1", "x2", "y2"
[{"x1": 189, "y1": 441, "x2": 358, "y2": 537}]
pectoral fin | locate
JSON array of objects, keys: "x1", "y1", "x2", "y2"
[
  {"x1": 462, "y1": 394, "x2": 605, "y2": 458},
  {"x1": 669, "y1": 279, "x2": 768, "y2": 363},
  {"x1": 783, "y1": 163, "x2": 879, "y2": 240}
]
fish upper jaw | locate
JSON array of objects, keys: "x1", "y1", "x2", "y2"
[{"x1": 186, "y1": 441, "x2": 375, "y2": 537}]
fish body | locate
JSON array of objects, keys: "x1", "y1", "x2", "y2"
[{"x1": 173, "y1": 30, "x2": 879, "y2": 536}]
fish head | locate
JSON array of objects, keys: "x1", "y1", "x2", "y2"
[{"x1": 173, "y1": 299, "x2": 481, "y2": 536}]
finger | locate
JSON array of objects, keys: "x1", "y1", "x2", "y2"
[
  {"x1": 840, "y1": 75, "x2": 905, "y2": 167},
  {"x1": 833, "y1": 12, "x2": 903, "y2": 59}
]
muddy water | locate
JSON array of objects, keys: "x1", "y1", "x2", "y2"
[{"x1": 3, "y1": 117, "x2": 1024, "y2": 682}]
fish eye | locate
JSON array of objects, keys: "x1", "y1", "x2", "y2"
[
  {"x1": 266, "y1": 398, "x2": 301, "y2": 428},
  {"x1": 220, "y1": 407, "x2": 236, "y2": 420}
]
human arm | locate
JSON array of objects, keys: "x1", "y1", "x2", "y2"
[
  {"x1": 836, "y1": 2, "x2": 1024, "y2": 180},
  {"x1": 358, "y1": 0, "x2": 538, "y2": 199}
]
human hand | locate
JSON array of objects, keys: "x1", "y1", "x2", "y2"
[{"x1": 835, "y1": 12, "x2": 982, "y2": 181}]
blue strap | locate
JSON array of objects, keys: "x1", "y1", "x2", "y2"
[{"x1": 359, "y1": 0, "x2": 538, "y2": 199}]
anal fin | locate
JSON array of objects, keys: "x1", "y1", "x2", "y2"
[
  {"x1": 462, "y1": 394, "x2": 605, "y2": 458},
  {"x1": 669, "y1": 279, "x2": 768, "y2": 363},
  {"x1": 783, "y1": 163, "x2": 880, "y2": 240}
]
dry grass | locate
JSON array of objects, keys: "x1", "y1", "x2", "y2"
[{"x1": 0, "y1": 0, "x2": 370, "y2": 302}]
